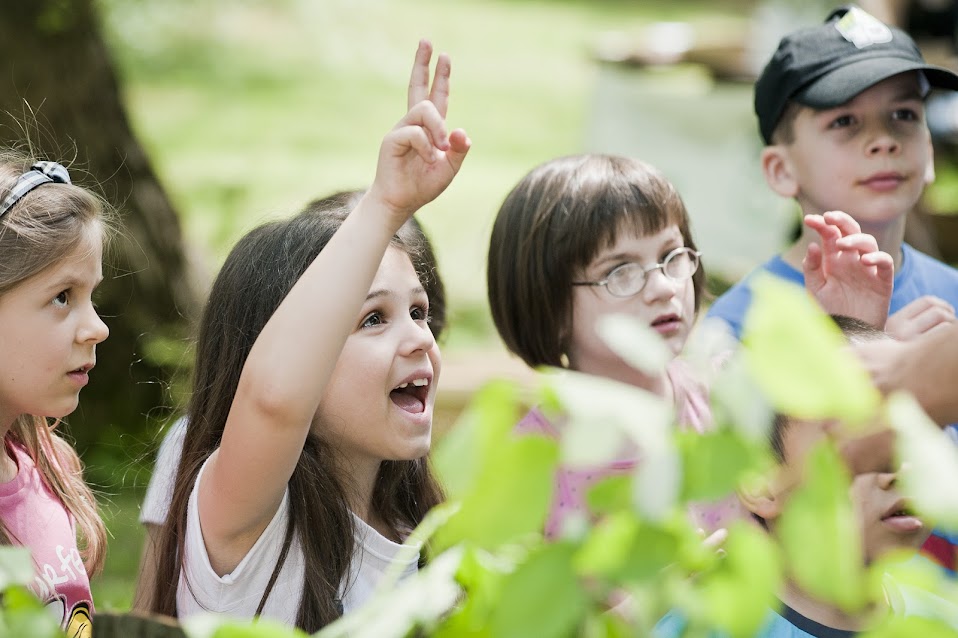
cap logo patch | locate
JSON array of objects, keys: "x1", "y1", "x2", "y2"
[{"x1": 835, "y1": 7, "x2": 893, "y2": 48}]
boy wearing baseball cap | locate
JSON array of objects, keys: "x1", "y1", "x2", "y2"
[
  {"x1": 708, "y1": 4, "x2": 958, "y2": 341},
  {"x1": 706, "y1": 4, "x2": 958, "y2": 576}
]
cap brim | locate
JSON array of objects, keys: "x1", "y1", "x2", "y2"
[{"x1": 795, "y1": 57, "x2": 958, "y2": 109}]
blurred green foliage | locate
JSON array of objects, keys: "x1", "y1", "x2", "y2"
[
  {"x1": 150, "y1": 274, "x2": 958, "y2": 636},
  {"x1": 78, "y1": 0, "x2": 958, "y2": 626}
]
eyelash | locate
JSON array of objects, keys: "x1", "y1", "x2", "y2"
[
  {"x1": 361, "y1": 305, "x2": 430, "y2": 329},
  {"x1": 828, "y1": 115, "x2": 854, "y2": 129},
  {"x1": 411, "y1": 305, "x2": 430, "y2": 322},
  {"x1": 828, "y1": 108, "x2": 920, "y2": 129},
  {"x1": 892, "y1": 108, "x2": 918, "y2": 121}
]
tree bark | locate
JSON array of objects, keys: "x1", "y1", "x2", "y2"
[{"x1": 0, "y1": 0, "x2": 200, "y2": 470}]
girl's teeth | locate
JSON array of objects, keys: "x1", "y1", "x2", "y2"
[{"x1": 395, "y1": 378, "x2": 428, "y2": 390}]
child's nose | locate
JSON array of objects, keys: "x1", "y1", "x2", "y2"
[
  {"x1": 640, "y1": 266, "x2": 678, "y2": 301},
  {"x1": 867, "y1": 128, "x2": 900, "y2": 156},
  {"x1": 877, "y1": 471, "x2": 897, "y2": 490},
  {"x1": 79, "y1": 304, "x2": 109, "y2": 345},
  {"x1": 400, "y1": 318, "x2": 435, "y2": 355}
]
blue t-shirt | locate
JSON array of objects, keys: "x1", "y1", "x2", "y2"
[
  {"x1": 706, "y1": 243, "x2": 958, "y2": 574},
  {"x1": 656, "y1": 604, "x2": 857, "y2": 638},
  {"x1": 706, "y1": 243, "x2": 958, "y2": 340}
]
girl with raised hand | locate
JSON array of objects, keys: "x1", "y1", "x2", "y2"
[
  {"x1": 0, "y1": 152, "x2": 110, "y2": 632},
  {"x1": 150, "y1": 40, "x2": 469, "y2": 631}
]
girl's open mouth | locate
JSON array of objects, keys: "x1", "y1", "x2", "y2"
[{"x1": 389, "y1": 378, "x2": 429, "y2": 414}]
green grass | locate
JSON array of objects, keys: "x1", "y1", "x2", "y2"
[
  {"x1": 105, "y1": 0, "x2": 749, "y2": 349},
  {"x1": 94, "y1": 489, "x2": 147, "y2": 611},
  {"x1": 93, "y1": 0, "x2": 752, "y2": 611}
]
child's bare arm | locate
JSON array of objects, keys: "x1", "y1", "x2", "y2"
[{"x1": 199, "y1": 40, "x2": 469, "y2": 575}]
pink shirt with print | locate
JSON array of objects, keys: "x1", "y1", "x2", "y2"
[
  {"x1": 0, "y1": 443, "x2": 93, "y2": 633},
  {"x1": 516, "y1": 358, "x2": 743, "y2": 538}
]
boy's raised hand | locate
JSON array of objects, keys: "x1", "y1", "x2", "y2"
[
  {"x1": 803, "y1": 211, "x2": 893, "y2": 329},
  {"x1": 368, "y1": 39, "x2": 471, "y2": 231}
]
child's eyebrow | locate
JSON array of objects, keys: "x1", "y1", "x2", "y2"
[
  {"x1": 592, "y1": 241, "x2": 683, "y2": 268},
  {"x1": 366, "y1": 289, "x2": 390, "y2": 301},
  {"x1": 44, "y1": 275, "x2": 103, "y2": 291},
  {"x1": 893, "y1": 88, "x2": 925, "y2": 102},
  {"x1": 591, "y1": 252, "x2": 639, "y2": 268},
  {"x1": 365, "y1": 285, "x2": 427, "y2": 301}
]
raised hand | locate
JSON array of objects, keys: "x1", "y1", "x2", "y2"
[
  {"x1": 367, "y1": 39, "x2": 471, "y2": 231},
  {"x1": 803, "y1": 211, "x2": 893, "y2": 329},
  {"x1": 885, "y1": 295, "x2": 956, "y2": 341}
]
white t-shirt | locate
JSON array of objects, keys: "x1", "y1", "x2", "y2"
[
  {"x1": 177, "y1": 457, "x2": 420, "y2": 625},
  {"x1": 140, "y1": 417, "x2": 187, "y2": 526}
]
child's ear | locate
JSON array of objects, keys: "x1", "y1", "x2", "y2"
[
  {"x1": 738, "y1": 475, "x2": 785, "y2": 522},
  {"x1": 924, "y1": 133, "x2": 936, "y2": 184},
  {"x1": 761, "y1": 146, "x2": 799, "y2": 198}
]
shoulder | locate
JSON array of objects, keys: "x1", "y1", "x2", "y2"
[
  {"x1": 900, "y1": 245, "x2": 958, "y2": 281},
  {"x1": 155, "y1": 417, "x2": 188, "y2": 468},
  {"x1": 892, "y1": 244, "x2": 958, "y2": 306},
  {"x1": 140, "y1": 417, "x2": 189, "y2": 526},
  {"x1": 178, "y1": 459, "x2": 301, "y2": 622},
  {"x1": 707, "y1": 257, "x2": 803, "y2": 339}
]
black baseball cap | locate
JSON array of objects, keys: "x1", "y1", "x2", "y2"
[{"x1": 754, "y1": 5, "x2": 958, "y2": 144}]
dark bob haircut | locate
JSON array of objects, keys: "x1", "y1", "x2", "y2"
[{"x1": 487, "y1": 154, "x2": 704, "y2": 369}]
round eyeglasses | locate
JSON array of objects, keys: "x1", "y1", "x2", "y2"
[{"x1": 571, "y1": 246, "x2": 701, "y2": 298}]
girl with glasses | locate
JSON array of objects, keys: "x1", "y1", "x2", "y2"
[{"x1": 486, "y1": 154, "x2": 730, "y2": 538}]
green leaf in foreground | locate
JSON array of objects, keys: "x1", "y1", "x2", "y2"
[
  {"x1": 0, "y1": 547, "x2": 35, "y2": 590},
  {"x1": 433, "y1": 546, "x2": 514, "y2": 638},
  {"x1": 859, "y1": 616, "x2": 958, "y2": 638},
  {"x1": 433, "y1": 433, "x2": 558, "y2": 552},
  {"x1": 489, "y1": 542, "x2": 588, "y2": 638},
  {"x1": 183, "y1": 614, "x2": 307, "y2": 638},
  {"x1": 678, "y1": 428, "x2": 758, "y2": 502},
  {"x1": 316, "y1": 548, "x2": 464, "y2": 638},
  {"x1": 545, "y1": 369, "x2": 673, "y2": 470},
  {"x1": 777, "y1": 441, "x2": 866, "y2": 612},
  {"x1": 886, "y1": 392, "x2": 958, "y2": 529},
  {"x1": 596, "y1": 313, "x2": 671, "y2": 376},
  {"x1": 695, "y1": 522, "x2": 781, "y2": 638},
  {"x1": 742, "y1": 274, "x2": 880, "y2": 424},
  {"x1": 433, "y1": 380, "x2": 523, "y2": 500},
  {"x1": 0, "y1": 586, "x2": 61, "y2": 638},
  {"x1": 545, "y1": 369, "x2": 679, "y2": 520},
  {"x1": 881, "y1": 563, "x2": 958, "y2": 631},
  {"x1": 574, "y1": 512, "x2": 678, "y2": 582}
]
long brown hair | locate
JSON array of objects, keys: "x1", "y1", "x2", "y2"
[
  {"x1": 152, "y1": 207, "x2": 445, "y2": 631},
  {"x1": 0, "y1": 150, "x2": 110, "y2": 575}
]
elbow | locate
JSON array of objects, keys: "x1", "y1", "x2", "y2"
[{"x1": 234, "y1": 371, "x2": 313, "y2": 429}]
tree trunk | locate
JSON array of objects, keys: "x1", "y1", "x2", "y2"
[{"x1": 0, "y1": 0, "x2": 200, "y2": 473}]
